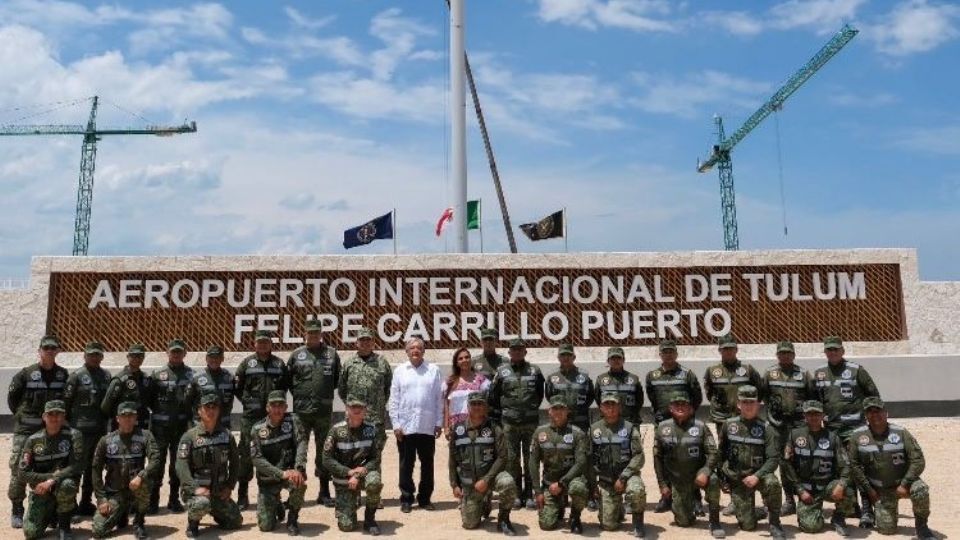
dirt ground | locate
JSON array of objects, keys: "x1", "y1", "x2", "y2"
[{"x1": 1, "y1": 417, "x2": 955, "y2": 539}]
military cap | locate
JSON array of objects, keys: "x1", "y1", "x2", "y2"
[
  {"x1": 127, "y1": 343, "x2": 146, "y2": 355},
  {"x1": 167, "y1": 338, "x2": 186, "y2": 351},
  {"x1": 199, "y1": 393, "x2": 220, "y2": 406},
  {"x1": 305, "y1": 319, "x2": 324, "y2": 332},
  {"x1": 862, "y1": 397, "x2": 885, "y2": 411},
  {"x1": 467, "y1": 391, "x2": 487, "y2": 404},
  {"x1": 344, "y1": 395, "x2": 367, "y2": 407},
  {"x1": 659, "y1": 339, "x2": 678, "y2": 352},
  {"x1": 777, "y1": 341, "x2": 795, "y2": 353},
  {"x1": 600, "y1": 393, "x2": 622, "y2": 404},
  {"x1": 39, "y1": 335, "x2": 61, "y2": 348},
  {"x1": 669, "y1": 393, "x2": 690, "y2": 404},
  {"x1": 117, "y1": 402, "x2": 139, "y2": 415},
  {"x1": 84, "y1": 341, "x2": 105, "y2": 354},
  {"x1": 480, "y1": 327, "x2": 497, "y2": 340},
  {"x1": 44, "y1": 400, "x2": 66, "y2": 413},
  {"x1": 737, "y1": 385, "x2": 759, "y2": 401},
  {"x1": 206, "y1": 345, "x2": 224, "y2": 357},
  {"x1": 356, "y1": 327, "x2": 375, "y2": 340},
  {"x1": 801, "y1": 400, "x2": 824, "y2": 413},
  {"x1": 557, "y1": 343, "x2": 574, "y2": 355},
  {"x1": 254, "y1": 330, "x2": 273, "y2": 342},
  {"x1": 607, "y1": 346, "x2": 625, "y2": 359},
  {"x1": 718, "y1": 334, "x2": 738, "y2": 349},
  {"x1": 508, "y1": 338, "x2": 526, "y2": 349},
  {"x1": 548, "y1": 395, "x2": 570, "y2": 408},
  {"x1": 823, "y1": 336, "x2": 843, "y2": 350},
  {"x1": 267, "y1": 390, "x2": 287, "y2": 404}
]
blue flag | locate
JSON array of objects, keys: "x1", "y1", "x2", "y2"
[{"x1": 343, "y1": 211, "x2": 394, "y2": 249}]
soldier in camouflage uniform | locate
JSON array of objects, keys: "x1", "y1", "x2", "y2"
[
  {"x1": 184, "y1": 346, "x2": 234, "y2": 430},
  {"x1": 19, "y1": 400, "x2": 83, "y2": 540},
  {"x1": 337, "y1": 327, "x2": 391, "y2": 428},
  {"x1": 8, "y1": 335, "x2": 70, "y2": 529},
  {"x1": 594, "y1": 347, "x2": 643, "y2": 425},
  {"x1": 644, "y1": 338, "x2": 703, "y2": 513},
  {"x1": 91, "y1": 402, "x2": 161, "y2": 539},
  {"x1": 489, "y1": 338, "x2": 545, "y2": 510},
  {"x1": 321, "y1": 396, "x2": 386, "y2": 535},
  {"x1": 64, "y1": 340, "x2": 112, "y2": 516},
  {"x1": 235, "y1": 330, "x2": 290, "y2": 508},
  {"x1": 146, "y1": 338, "x2": 194, "y2": 514},
  {"x1": 652, "y1": 394, "x2": 724, "y2": 538},
  {"x1": 590, "y1": 393, "x2": 646, "y2": 537},
  {"x1": 448, "y1": 392, "x2": 518, "y2": 536},
  {"x1": 101, "y1": 343, "x2": 152, "y2": 432},
  {"x1": 780, "y1": 400, "x2": 853, "y2": 536},
  {"x1": 717, "y1": 385, "x2": 785, "y2": 539},
  {"x1": 529, "y1": 395, "x2": 589, "y2": 533},
  {"x1": 287, "y1": 319, "x2": 341, "y2": 506},
  {"x1": 472, "y1": 327, "x2": 507, "y2": 381},
  {"x1": 250, "y1": 390, "x2": 308, "y2": 535},
  {"x1": 847, "y1": 397, "x2": 934, "y2": 539},
  {"x1": 704, "y1": 334, "x2": 762, "y2": 434},
  {"x1": 175, "y1": 393, "x2": 243, "y2": 538}
]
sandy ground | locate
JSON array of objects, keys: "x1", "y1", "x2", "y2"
[{"x1": 0, "y1": 417, "x2": 956, "y2": 539}]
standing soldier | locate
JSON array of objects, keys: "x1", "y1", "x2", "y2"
[
  {"x1": 780, "y1": 400, "x2": 853, "y2": 536},
  {"x1": 704, "y1": 334, "x2": 762, "y2": 435},
  {"x1": 19, "y1": 400, "x2": 83, "y2": 540},
  {"x1": 176, "y1": 393, "x2": 243, "y2": 537},
  {"x1": 7, "y1": 335, "x2": 70, "y2": 529},
  {"x1": 448, "y1": 392, "x2": 518, "y2": 536},
  {"x1": 184, "y1": 346, "x2": 235, "y2": 430},
  {"x1": 235, "y1": 330, "x2": 289, "y2": 508},
  {"x1": 146, "y1": 338, "x2": 193, "y2": 514},
  {"x1": 489, "y1": 338, "x2": 545, "y2": 510},
  {"x1": 250, "y1": 391, "x2": 308, "y2": 535},
  {"x1": 64, "y1": 340, "x2": 112, "y2": 516},
  {"x1": 594, "y1": 347, "x2": 643, "y2": 425},
  {"x1": 847, "y1": 398, "x2": 934, "y2": 539},
  {"x1": 287, "y1": 319, "x2": 341, "y2": 506},
  {"x1": 101, "y1": 343, "x2": 152, "y2": 432},
  {"x1": 590, "y1": 394, "x2": 646, "y2": 538},
  {"x1": 472, "y1": 327, "x2": 507, "y2": 380},
  {"x1": 322, "y1": 396, "x2": 386, "y2": 535},
  {"x1": 760, "y1": 340, "x2": 813, "y2": 516},
  {"x1": 717, "y1": 385, "x2": 785, "y2": 539},
  {"x1": 529, "y1": 395, "x2": 589, "y2": 533},
  {"x1": 652, "y1": 394, "x2": 724, "y2": 538},
  {"x1": 337, "y1": 327, "x2": 392, "y2": 429},
  {"x1": 91, "y1": 402, "x2": 161, "y2": 539},
  {"x1": 644, "y1": 338, "x2": 703, "y2": 513}
]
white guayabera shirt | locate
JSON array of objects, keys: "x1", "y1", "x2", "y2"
[{"x1": 388, "y1": 360, "x2": 444, "y2": 435}]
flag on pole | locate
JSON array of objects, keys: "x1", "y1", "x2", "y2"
[
  {"x1": 436, "y1": 200, "x2": 481, "y2": 237},
  {"x1": 435, "y1": 207, "x2": 454, "y2": 237},
  {"x1": 343, "y1": 211, "x2": 394, "y2": 249},
  {"x1": 519, "y1": 209, "x2": 564, "y2": 241}
]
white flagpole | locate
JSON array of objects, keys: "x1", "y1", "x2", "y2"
[
  {"x1": 450, "y1": 0, "x2": 468, "y2": 253},
  {"x1": 562, "y1": 207, "x2": 568, "y2": 253},
  {"x1": 392, "y1": 208, "x2": 397, "y2": 254}
]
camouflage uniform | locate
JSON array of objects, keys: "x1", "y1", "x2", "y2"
[
  {"x1": 147, "y1": 349, "x2": 194, "y2": 508},
  {"x1": 594, "y1": 347, "x2": 644, "y2": 425},
  {"x1": 175, "y1": 412, "x2": 243, "y2": 531},
  {"x1": 235, "y1": 346, "x2": 289, "y2": 491},
  {"x1": 101, "y1": 347, "x2": 153, "y2": 432},
  {"x1": 590, "y1": 396, "x2": 646, "y2": 533},
  {"x1": 337, "y1": 350, "x2": 391, "y2": 428},
  {"x1": 472, "y1": 346, "x2": 508, "y2": 421},
  {"x1": 250, "y1": 401, "x2": 308, "y2": 532},
  {"x1": 184, "y1": 351, "x2": 235, "y2": 430},
  {"x1": 645, "y1": 341, "x2": 703, "y2": 426},
  {"x1": 813, "y1": 356, "x2": 880, "y2": 440},
  {"x1": 529, "y1": 397, "x2": 589, "y2": 531},
  {"x1": 652, "y1": 408, "x2": 721, "y2": 527},
  {"x1": 704, "y1": 357, "x2": 762, "y2": 433},
  {"x1": 19, "y1": 401, "x2": 83, "y2": 540},
  {"x1": 287, "y1": 332, "x2": 340, "y2": 486},
  {"x1": 63, "y1": 345, "x2": 112, "y2": 513},
  {"x1": 321, "y1": 414, "x2": 386, "y2": 532},
  {"x1": 544, "y1": 367, "x2": 593, "y2": 431},
  {"x1": 91, "y1": 412, "x2": 161, "y2": 538}
]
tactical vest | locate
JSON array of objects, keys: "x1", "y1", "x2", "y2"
[
  {"x1": 10, "y1": 364, "x2": 69, "y2": 435},
  {"x1": 450, "y1": 419, "x2": 499, "y2": 487},
  {"x1": 656, "y1": 419, "x2": 710, "y2": 479},
  {"x1": 496, "y1": 362, "x2": 541, "y2": 425},
  {"x1": 327, "y1": 421, "x2": 380, "y2": 484},
  {"x1": 722, "y1": 416, "x2": 770, "y2": 478},
  {"x1": 190, "y1": 368, "x2": 234, "y2": 427},
  {"x1": 238, "y1": 355, "x2": 286, "y2": 418},
  {"x1": 288, "y1": 345, "x2": 338, "y2": 413},
  {"x1": 150, "y1": 364, "x2": 193, "y2": 425},
  {"x1": 533, "y1": 424, "x2": 582, "y2": 484},
  {"x1": 252, "y1": 413, "x2": 299, "y2": 483},
  {"x1": 66, "y1": 365, "x2": 111, "y2": 433},
  {"x1": 764, "y1": 365, "x2": 809, "y2": 426},
  {"x1": 707, "y1": 362, "x2": 755, "y2": 421},
  {"x1": 591, "y1": 419, "x2": 636, "y2": 485},
  {"x1": 647, "y1": 366, "x2": 694, "y2": 417},
  {"x1": 21, "y1": 426, "x2": 77, "y2": 477},
  {"x1": 596, "y1": 371, "x2": 642, "y2": 423},
  {"x1": 787, "y1": 426, "x2": 841, "y2": 491},
  {"x1": 850, "y1": 424, "x2": 911, "y2": 489},
  {"x1": 101, "y1": 429, "x2": 149, "y2": 492},
  {"x1": 181, "y1": 427, "x2": 233, "y2": 489},
  {"x1": 546, "y1": 370, "x2": 592, "y2": 427},
  {"x1": 106, "y1": 368, "x2": 152, "y2": 429},
  {"x1": 814, "y1": 361, "x2": 866, "y2": 430}
]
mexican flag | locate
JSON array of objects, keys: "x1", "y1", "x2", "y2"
[{"x1": 436, "y1": 200, "x2": 480, "y2": 237}]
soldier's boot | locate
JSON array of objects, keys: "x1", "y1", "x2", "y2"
[
  {"x1": 117, "y1": 510, "x2": 129, "y2": 529},
  {"x1": 167, "y1": 491, "x2": 184, "y2": 513},
  {"x1": 363, "y1": 507, "x2": 380, "y2": 536},
  {"x1": 10, "y1": 501, "x2": 24, "y2": 529},
  {"x1": 77, "y1": 489, "x2": 97, "y2": 516},
  {"x1": 147, "y1": 488, "x2": 160, "y2": 515},
  {"x1": 781, "y1": 494, "x2": 796, "y2": 516},
  {"x1": 587, "y1": 498, "x2": 598, "y2": 512},
  {"x1": 319, "y1": 479, "x2": 334, "y2": 507},
  {"x1": 632, "y1": 512, "x2": 645, "y2": 538},
  {"x1": 236, "y1": 482, "x2": 249, "y2": 509},
  {"x1": 497, "y1": 510, "x2": 516, "y2": 537},
  {"x1": 859, "y1": 497, "x2": 875, "y2": 529},
  {"x1": 277, "y1": 500, "x2": 286, "y2": 523},
  {"x1": 286, "y1": 510, "x2": 300, "y2": 536},
  {"x1": 654, "y1": 495, "x2": 671, "y2": 513},
  {"x1": 569, "y1": 510, "x2": 582, "y2": 534},
  {"x1": 768, "y1": 514, "x2": 786, "y2": 540},
  {"x1": 185, "y1": 519, "x2": 200, "y2": 538},
  {"x1": 58, "y1": 513, "x2": 74, "y2": 540},
  {"x1": 915, "y1": 517, "x2": 936, "y2": 540},
  {"x1": 831, "y1": 513, "x2": 849, "y2": 537},
  {"x1": 721, "y1": 500, "x2": 736, "y2": 516},
  {"x1": 709, "y1": 509, "x2": 726, "y2": 539},
  {"x1": 133, "y1": 512, "x2": 148, "y2": 540}
]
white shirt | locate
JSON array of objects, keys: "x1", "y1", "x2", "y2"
[{"x1": 388, "y1": 360, "x2": 444, "y2": 435}]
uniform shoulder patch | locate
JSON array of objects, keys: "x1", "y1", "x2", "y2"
[
  {"x1": 537, "y1": 431, "x2": 548, "y2": 443},
  {"x1": 857, "y1": 434, "x2": 871, "y2": 445},
  {"x1": 711, "y1": 368, "x2": 723, "y2": 378},
  {"x1": 258, "y1": 427, "x2": 269, "y2": 439},
  {"x1": 795, "y1": 437, "x2": 807, "y2": 448},
  {"x1": 592, "y1": 428, "x2": 603, "y2": 439}
]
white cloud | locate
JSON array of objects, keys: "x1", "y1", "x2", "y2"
[
  {"x1": 309, "y1": 71, "x2": 445, "y2": 123},
  {"x1": 769, "y1": 0, "x2": 865, "y2": 32},
  {"x1": 368, "y1": 8, "x2": 436, "y2": 80},
  {"x1": 897, "y1": 124, "x2": 960, "y2": 156},
  {"x1": 871, "y1": 0, "x2": 960, "y2": 56},
  {"x1": 826, "y1": 90, "x2": 897, "y2": 107},
  {"x1": 699, "y1": 11, "x2": 765, "y2": 36},
  {"x1": 629, "y1": 70, "x2": 770, "y2": 118},
  {"x1": 535, "y1": 0, "x2": 677, "y2": 32},
  {"x1": 284, "y1": 6, "x2": 334, "y2": 30}
]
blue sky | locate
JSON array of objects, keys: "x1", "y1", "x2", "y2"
[{"x1": 0, "y1": 0, "x2": 958, "y2": 280}]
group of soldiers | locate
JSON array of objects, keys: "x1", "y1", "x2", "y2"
[{"x1": 6, "y1": 325, "x2": 936, "y2": 539}]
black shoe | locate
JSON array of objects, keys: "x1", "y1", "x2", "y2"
[
  {"x1": 11, "y1": 502, "x2": 24, "y2": 529},
  {"x1": 363, "y1": 507, "x2": 380, "y2": 536},
  {"x1": 77, "y1": 500, "x2": 97, "y2": 516},
  {"x1": 859, "y1": 510, "x2": 875, "y2": 529},
  {"x1": 287, "y1": 511, "x2": 300, "y2": 536},
  {"x1": 498, "y1": 511, "x2": 516, "y2": 536},
  {"x1": 400, "y1": 501, "x2": 412, "y2": 513},
  {"x1": 569, "y1": 512, "x2": 582, "y2": 534},
  {"x1": 831, "y1": 514, "x2": 849, "y2": 537},
  {"x1": 769, "y1": 523, "x2": 786, "y2": 539},
  {"x1": 186, "y1": 519, "x2": 200, "y2": 538},
  {"x1": 654, "y1": 496, "x2": 671, "y2": 513},
  {"x1": 694, "y1": 499, "x2": 706, "y2": 517},
  {"x1": 167, "y1": 497, "x2": 184, "y2": 513},
  {"x1": 58, "y1": 513, "x2": 73, "y2": 540},
  {"x1": 916, "y1": 517, "x2": 936, "y2": 540},
  {"x1": 587, "y1": 499, "x2": 598, "y2": 512},
  {"x1": 633, "y1": 513, "x2": 645, "y2": 538},
  {"x1": 147, "y1": 491, "x2": 160, "y2": 515},
  {"x1": 133, "y1": 512, "x2": 148, "y2": 539},
  {"x1": 320, "y1": 493, "x2": 335, "y2": 507},
  {"x1": 418, "y1": 502, "x2": 436, "y2": 511},
  {"x1": 781, "y1": 497, "x2": 797, "y2": 517},
  {"x1": 709, "y1": 509, "x2": 726, "y2": 538},
  {"x1": 237, "y1": 482, "x2": 249, "y2": 509}
]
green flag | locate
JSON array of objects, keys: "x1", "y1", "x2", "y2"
[{"x1": 467, "y1": 200, "x2": 480, "y2": 230}]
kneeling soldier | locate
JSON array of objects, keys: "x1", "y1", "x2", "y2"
[
  {"x1": 251, "y1": 391, "x2": 308, "y2": 535},
  {"x1": 19, "y1": 400, "x2": 83, "y2": 540},
  {"x1": 92, "y1": 402, "x2": 161, "y2": 539},
  {"x1": 780, "y1": 400, "x2": 853, "y2": 536},
  {"x1": 847, "y1": 397, "x2": 935, "y2": 539},
  {"x1": 718, "y1": 385, "x2": 785, "y2": 539},
  {"x1": 653, "y1": 394, "x2": 724, "y2": 538},
  {"x1": 530, "y1": 395, "x2": 589, "y2": 533},
  {"x1": 591, "y1": 393, "x2": 646, "y2": 537},
  {"x1": 322, "y1": 396, "x2": 386, "y2": 535},
  {"x1": 175, "y1": 393, "x2": 242, "y2": 537},
  {"x1": 449, "y1": 392, "x2": 519, "y2": 536}
]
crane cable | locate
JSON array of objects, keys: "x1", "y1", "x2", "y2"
[{"x1": 773, "y1": 108, "x2": 789, "y2": 238}]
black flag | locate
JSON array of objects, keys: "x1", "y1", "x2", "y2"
[
  {"x1": 343, "y1": 211, "x2": 394, "y2": 249},
  {"x1": 519, "y1": 210, "x2": 564, "y2": 241}
]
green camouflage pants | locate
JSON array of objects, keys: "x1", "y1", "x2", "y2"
[
  {"x1": 256, "y1": 480, "x2": 307, "y2": 531},
  {"x1": 598, "y1": 476, "x2": 646, "y2": 531},
  {"x1": 333, "y1": 471, "x2": 383, "y2": 532},
  {"x1": 8, "y1": 433, "x2": 29, "y2": 502},
  {"x1": 672, "y1": 476, "x2": 721, "y2": 527},
  {"x1": 151, "y1": 423, "x2": 187, "y2": 495},
  {"x1": 795, "y1": 480, "x2": 854, "y2": 533},
  {"x1": 502, "y1": 423, "x2": 536, "y2": 499},
  {"x1": 775, "y1": 423, "x2": 801, "y2": 498},
  {"x1": 295, "y1": 411, "x2": 331, "y2": 479},
  {"x1": 184, "y1": 493, "x2": 243, "y2": 528},
  {"x1": 538, "y1": 476, "x2": 588, "y2": 530},
  {"x1": 873, "y1": 481, "x2": 930, "y2": 535},
  {"x1": 460, "y1": 472, "x2": 517, "y2": 529},
  {"x1": 23, "y1": 478, "x2": 78, "y2": 540},
  {"x1": 238, "y1": 417, "x2": 257, "y2": 483},
  {"x1": 91, "y1": 483, "x2": 152, "y2": 538},
  {"x1": 730, "y1": 473, "x2": 782, "y2": 531}
]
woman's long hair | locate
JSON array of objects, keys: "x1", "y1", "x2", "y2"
[{"x1": 446, "y1": 346, "x2": 472, "y2": 397}]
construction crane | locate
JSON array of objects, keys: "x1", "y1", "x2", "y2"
[
  {"x1": 697, "y1": 24, "x2": 858, "y2": 251},
  {"x1": 0, "y1": 96, "x2": 197, "y2": 255}
]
